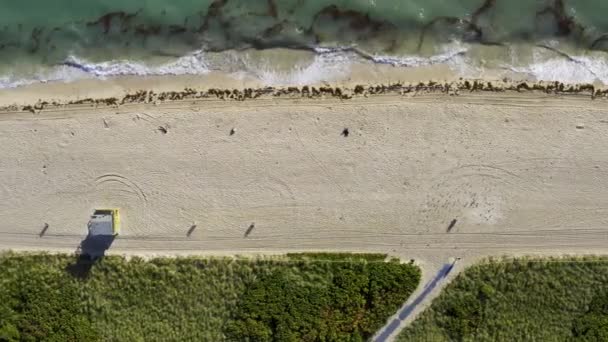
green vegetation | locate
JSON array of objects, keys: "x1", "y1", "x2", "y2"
[
  {"x1": 398, "y1": 257, "x2": 608, "y2": 341},
  {"x1": 0, "y1": 252, "x2": 420, "y2": 341},
  {"x1": 285, "y1": 252, "x2": 388, "y2": 262}
]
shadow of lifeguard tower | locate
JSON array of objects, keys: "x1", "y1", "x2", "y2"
[{"x1": 66, "y1": 209, "x2": 120, "y2": 279}]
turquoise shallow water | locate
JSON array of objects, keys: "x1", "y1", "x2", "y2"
[{"x1": 1, "y1": 0, "x2": 608, "y2": 86}]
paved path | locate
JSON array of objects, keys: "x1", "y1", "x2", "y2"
[{"x1": 373, "y1": 262, "x2": 456, "y2": 341}]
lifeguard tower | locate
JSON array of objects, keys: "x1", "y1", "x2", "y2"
[{"x1": 88, "y1": 209, "x2": 121, "y2": 236}]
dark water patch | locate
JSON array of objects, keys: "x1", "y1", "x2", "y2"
[
  {"x1": 86, "y1": 10, "x2": 142, "y2": 34},
  {"x1": 536, "y1": 0, "x2": 579, "y2": 37},
  {"x1": 1, "y1": 0, "x2": 607, "y2": 66},
  {"x1": 417, "y1": 0, "x2": 498, "y2": 51}
]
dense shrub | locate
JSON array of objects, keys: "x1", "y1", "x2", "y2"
[
  {"x1": 0, "y1": 255, "x2": 98, "y2": 341},
  {"x1": 572, "y1": 292, "x2": 608, "y2": 341},
  {"x1": 226, "y1": 260, "x2": 420, "y2": 341},
  {"x1": 399, "y1": 257, "x2": 608, "y2": 341},
  {"x1": 0, "y1": 252, "x2": 420, "y2": 341}
]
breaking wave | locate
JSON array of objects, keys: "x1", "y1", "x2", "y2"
[
  {"x1": 1, "y1": 42, "x2": 608, "y2": 89},
  {"x1": 60, "y1": 50, "x2": 210, "y2": 77}
]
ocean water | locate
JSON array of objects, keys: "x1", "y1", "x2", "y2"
[{"x1": 1, "y1": 0, "x2": 608, "y2": 87}]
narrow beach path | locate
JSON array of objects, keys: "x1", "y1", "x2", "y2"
[{"x1": 373, "y1": 260, "x2": 459, "y2": 341}]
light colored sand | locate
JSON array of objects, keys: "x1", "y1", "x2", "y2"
[
  {"x1": 2, "y1": 88, "x2": 607, "y2": 340},
  {"x1": 1, "y1": 91, "x2": 607, "y2": 264}
]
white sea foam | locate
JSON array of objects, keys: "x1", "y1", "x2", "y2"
[
  {"x1": 370, "y1": 43, "x2": 469, "y2": 67},
  {"x1": 0, "y1": 76, "x2": 35, "y2": 89},
  {"x1": 0, "y1": 65, "x2": 90, "y2": 89},
  {"x1": 508, "y1": 55, "x2": 608, "y2": 84},
  {"x1": 0, "y1": 43, "x2": 480, "y2": 89},
  {"x1": 370, "y1": 45, "x2": 608, "y2": 85},
  {"x1": 241, "y1": 49, "x2": 353, "y2": 86},
  {"x1": 0, "y1": 50, "x2": 211, "y2": 88},
  {"x1": 255, "y1": 42, "x2": 469, "y2": 86},
  {"x1": 62, "y1": 50, "x2": 210, "y2": 77},
  {"x1": 2, "y1": 42, "x2": 607, "y2": 89}
]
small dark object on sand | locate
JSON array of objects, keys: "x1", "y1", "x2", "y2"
[
  {"x1": 39, "y1": 223, "x2": 49, "y2": 237},
  {"x1": 447, "y1": 219, "x2": 457, "y2": 232},
  {"x1": 187, "y1": 224, "x2": 197, "y2": 237},
  {"x1": 342, "y1": 128, "x2": 349, "y2": 137},
  {"x1": 230, "y1": 128, "x2": 236, "y2": 136},
  {"x1": 158, "y1": 125, "x2": 168, "y2": 134},
  {"x1": 244, "y1": 223, "x2": 255, "y2": 237}
]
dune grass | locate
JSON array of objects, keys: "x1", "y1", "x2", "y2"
[
  {"x1": 398, "y1": 257, "x2": 608, "y2": 341},
  {"x1": 0, "y1": 252, "x2": 420, "y2": 341}
]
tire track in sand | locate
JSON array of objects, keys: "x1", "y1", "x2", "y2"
[{"x1": 93, "y1": 173, "x2": 149, "y2": 235}]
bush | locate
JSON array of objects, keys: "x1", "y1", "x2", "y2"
[
  {"x1": 398, "y1": 257, "x2": 608, "y2": 341},
  {"x1": 0, "y1": 258, "x2": 98, "y2": 341},
  {"x1": 572, "y1": 292, "x2": 608, "y2": 340},
  {"x1": 0, "y1": 252, "x2": 420, "y2": 341},
  {"x1": 227, "y1": 260, "x2": 420, "y2": 341}
]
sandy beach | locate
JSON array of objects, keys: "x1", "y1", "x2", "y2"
[
  {"x1": 3, "y1": 80, "x2": 608, "y2": 340},
  {"x1": 1, "y1": 83, "x2": 607, "y2": 264}
]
